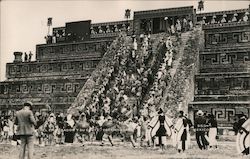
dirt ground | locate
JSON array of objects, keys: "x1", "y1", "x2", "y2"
[{"x1": 0, "y1": 141, "x2": 247, "y2": 159}]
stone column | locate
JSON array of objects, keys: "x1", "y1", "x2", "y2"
[{"x1": 13, "y1": 52, "x2": 23, "y2": 63}]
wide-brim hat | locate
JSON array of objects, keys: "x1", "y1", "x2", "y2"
[
  {"x1": 196, "y1": 110, "x2": 204, "y2": 116},
  {"x1": 80, "y1": 113, "x2": 86, "y2": 117},
  {"x1": 24, "y1": 101, "x2": 33, "y2": 110},
  {"x1": 100, "y1": 116, "x2": 104, "y2": 120},
  {"x1": 158, "y1": 108, "x2": 164, "y2": 114}
]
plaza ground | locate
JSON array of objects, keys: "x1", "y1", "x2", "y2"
[{"x1": 0, "y1": 141, "x2": 247, "y2": 159}]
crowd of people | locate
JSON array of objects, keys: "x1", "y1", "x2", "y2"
[
  {"x1": 0, "y1": 103, "x2": 222, "y2": 150},
  {"x1": 3, "y1": 101, "x2": 249, "y2": 159},
  {"x1": 167, "y1": 17, "x2": 194, "y2": 35},
  {"x1": 141, "y1": 36, "x2": 175, "y2": 118},
  {"x1": 91, "y1": 24, "x2": 130, "y2": 35},
  {"x1": 79, "y1": 29, "x2": 178, "y2": 124},
  {"x1": 2, "y1": 27, "x2": 249, "y2": 159}
]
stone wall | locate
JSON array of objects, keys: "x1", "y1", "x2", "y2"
[
  {"x1": 36, "y1": 39, "x2": 111, "y2": 61},
  {"x1": 190, "y1": 103, "x2": 250, "y2": 127},
  {"x1": 190, "y1": 12, "x2": 250, "y2": 127},
  {"x1": 6, "y1": 59, "x2": 99, "y2": 79},
  {"x1": 0, "y1": 33, "x2": 114, "y2": 112},
  {"x1": 0, "y1": 77, "x2": 86, "y2": 112},
  {"x1": 52, "y1": 20, "x2": 133, "y2": 43}
]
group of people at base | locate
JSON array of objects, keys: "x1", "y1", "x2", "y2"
[
  {"x1": 10, "y1": 101, "x2": 250, "y2": 159},
  {"x1": 148, "y1": 108, "x2": 218, "y2": 154}
]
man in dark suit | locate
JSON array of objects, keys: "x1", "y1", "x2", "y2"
[
  {"x1": 14, "y1": 101, "x2": 37, "y2": 159},
  {"x1": 194, "y1": 110, "x2": 208, "y2": 150}
]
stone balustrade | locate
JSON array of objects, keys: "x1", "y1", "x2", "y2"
[
  {"x1": 202, "y1": 21, "x2": 249, "y2": 29},
  {"x1": 196, "y1": 8, "x2": 249, "y2": 26},
  {"x1": 52, "y1": 20, "x2": 133, "y2": 44},
  {"x1": 90, "y1": 20, "x2": 133, "y2": 36}
]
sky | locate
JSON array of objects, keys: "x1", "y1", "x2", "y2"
[{"x1": 0, "y1": 0, "x2": 249, "y2": 81}]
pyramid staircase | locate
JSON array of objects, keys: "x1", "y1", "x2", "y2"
[
  {"x1": 158, "y1": 28, "x2": 204, "y2": 115},
  {"x1": 68, "y1": 32, "x2": 132, "y2": 113},
  {"x1": 68, "y1": 28, "x2": 203, "y2": 117}
]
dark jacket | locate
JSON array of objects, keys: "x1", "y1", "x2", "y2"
[
  {"x1": 194, "y1": 116, "x2": 207, "y2": 132},
  {"x1": 208, "y1": 118, "x2": 217, "y2": 128},
  {"x1": 14, "y1": 108, "x2": 37, "y2": 136}
]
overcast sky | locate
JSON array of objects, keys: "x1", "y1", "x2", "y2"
[{"x1": 0, "y1": 0, "x2": 249, "y2": 81}]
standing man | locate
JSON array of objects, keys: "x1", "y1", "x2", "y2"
[
  {"x1": 14, "y1": 101, "x2": 37, "y2": 159},
  {"x1": 24, "y1": 52, "x2": 28, "y2": 62},
  {"x1": 28, "y1": 51, "x2": 33, "y2": 62},
  {"x1": 194, "y1": 110, "x2": 208, "y2": 150}
]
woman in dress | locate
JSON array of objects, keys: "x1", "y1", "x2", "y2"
[
  {"x1": 149, "y1": 108, "x2": 172, "y2": 150},
  {"x1": 64, "y1": 114, "x2": 75, "y2": 145},
  {"x1": 207, "y1": 114, "x2": 218, "y2": 149}
]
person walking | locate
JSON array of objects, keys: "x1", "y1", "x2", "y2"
[
  {"x1": 64, "y1": 114, "x2": 75, "y2": 145},
  {"x1": 207, "y1": 114, "x2": 218, "y2": 149},
  {"x1": 96, "y1": 115, "x2": 106, "y2": 144},
  {"x1": 174, "y1": 111, "x2": 191, "y2": 153},
  {"x1": 149, "y1": 108, "x2": 172, "y2": 150},
  {"x1": 155, "y1": 109, "x2": 167, "y2": 149},
  {"x1": 194, "y1": 110, "x2": 208, "y2": 150},
  {"x1": 14, "y1": 101, "x2": 37, "y2": 159}
]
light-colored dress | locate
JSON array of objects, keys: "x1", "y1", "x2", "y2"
[{"x1": 174, "y1": 117, "x2": 191, "y2": 150}]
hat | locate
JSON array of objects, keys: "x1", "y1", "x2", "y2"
[
  {"x1": 158, "y1": 108, "x2": 164, "y2": 114},
  {"x1": 107, "y1": 116, "x2": 112, "y2": 120},
  {"x1": 133, "y1": 117, "x2": 138, "y2": 122},
  {"x1": 49, "y1": 113, "x2": 55, "y2": 117},
  {"x1": 179, "y1": 110, "x2": 184, "y2": 116},
  {"x1": 196, "y1": 110, "x2": 204, "y2": 116},
  {"x1": 24, "y1": 101, "x2": 33, "y2": 110},
  {"x1": 100, "y1": 116, "x2": 104, "y2": 120},
  {"x1": 67, "y1": 114, "x2": 72, "y2": 121},
  {"x1": 80, "y1": 113, "x2": 86, "y2": 116}
]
